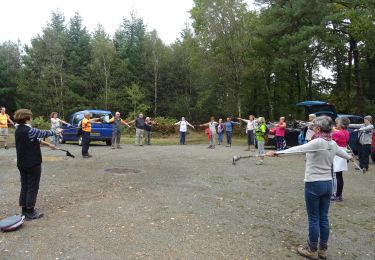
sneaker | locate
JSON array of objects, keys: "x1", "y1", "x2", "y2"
[
  {"x1": 256, "y1": 160, "x2": 263, "y2": 165},
  {"x1": 117, "y1": 146, "x2": 122, "y2": 149},
  {"x1": 318, "y1": 249, "x2": 327, "y2": 259},
  {"x1": 111, "y1": 146, "x2": 116, "y2": 149},
  {"x1": 83, "y1": 154, "x2": 93, "y2": 158},
  {"x1": 297, "y1": 245, "x2": 318, "y2": 260},
  {"x1": 4, "y1": 145, "x2": 8, "y2": 150},
  {"x1": 24, "y1": 209, "x2": 44, "y2": 221}
]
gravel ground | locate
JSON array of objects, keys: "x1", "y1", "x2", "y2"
[{"x1": 0, "y1": 142, "x2": 374, "y2": 260}]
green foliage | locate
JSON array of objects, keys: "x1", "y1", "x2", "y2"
[
  {"x1": 0, "y1": 2, "x2": 374, "y2": 126},
  {"x1": 152, "y1": 117, "x2": 178, "y2": 135},
  {"x1": 32, "y1": 116, "x2": 50, "y2": 130}
]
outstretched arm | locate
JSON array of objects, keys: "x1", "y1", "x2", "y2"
[
  {"x1": 121, "y1": 119, "x2": 131, "y2": 127},
  {"x1": 7, "y1": 115, "x2": 15, "y2": 127},
  {"x1": 187, "y1": 121, "x2": 195, "y2": 128},
  {"x1": 28, "y1": 128, "x2": 61, "y2": 141},
  {"x1": 358, "y1": 124, "x2": 374, "y2": 132},
  {"x1": 40, "y1": 140, "x2": 56, "y2": 149},
  {"x1": 174, "y1": 121, "x2": 181, "y2": 126}
]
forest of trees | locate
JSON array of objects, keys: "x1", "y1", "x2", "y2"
[{"x1": 0, "y1": 0, "x2": 374, "y2": 122}]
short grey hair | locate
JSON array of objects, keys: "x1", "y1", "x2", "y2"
[
  {"x1": 313, "y1": 116, "x2": 333, "y2": 133},
  {"x1": 309, "y1": 114, "x2": 316, "y2": 118},
  {"x1": 335, "y1": 117, "x2": 350, "y2": 129},
  {"x1": 364, "y1": 115, "x2": 372, "y2": 122}
]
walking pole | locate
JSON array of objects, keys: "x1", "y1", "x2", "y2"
[
  {"x1": 346, "y1": 146, "x2": 364, "y2": 174},
  {"x1": 232, "y1": 148, "x2": 331, "y2": 165}
]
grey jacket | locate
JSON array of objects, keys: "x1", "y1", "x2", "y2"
[{"x1": 349, "y1": 123, "x2": 374, "y2": 145}]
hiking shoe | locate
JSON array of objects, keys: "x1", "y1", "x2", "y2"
[
  {"x1": 330, "y1": 195, "x2": 338, "y2": 201},
  {"x1": 318, "y1": 249, "x2": 327, "y2": 259},
  {"x1": 297, "y1": 245, "x2": 318, "y2": 260},
  {"x1": 24, "y1": 209, "x2": 44, "y2": 221},
  {"x1": 256, "y1": 160, "x2": 263, "y2": 165}
]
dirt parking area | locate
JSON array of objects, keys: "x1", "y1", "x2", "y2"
[{"x1": 0, "y1": 143, "x2": 374, "y2": 259}]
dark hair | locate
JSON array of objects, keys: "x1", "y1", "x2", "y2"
[
  {"x1": 14, "y1": 109, "x2": 33, "y2": 124},
  {"x1": 335, "y1": 117, "x2": 350, "y2": 129}
]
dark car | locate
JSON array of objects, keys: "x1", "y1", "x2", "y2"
[
  {"x1": 296, "y1": 101, "x2": 365, "y2": 153},
  {"x1": 59, "y1": 110, "x2": 113, "y2": 146}
]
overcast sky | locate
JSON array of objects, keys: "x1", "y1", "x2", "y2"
[{"x1": 0, "y1": 0, "x2": 255, "y2": 45}]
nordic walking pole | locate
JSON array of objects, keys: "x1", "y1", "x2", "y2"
[
  {"x1": 346, "y1": 145, "x2": 364, "y2": 173},
  {"x1": 232, "y1": 148, "x2": 331, "y2": 165}
]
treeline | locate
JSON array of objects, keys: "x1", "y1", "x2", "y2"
[{"x1": 0, "y1": 0, "x2": 374, "y2": 122}]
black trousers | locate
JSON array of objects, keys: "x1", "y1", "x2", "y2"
[
  {"x1": 18, "y1": 164, "x2": 41, "y2": 208},
  {"x1": 358, "y1": 144, "x2": 371, "y2": 170},
  {"x1": 335, "y1": 171, "x2": 344, "y2": 197},
  {"x1": 82, "y1": 131, "x2": 90, "y2": 156}
]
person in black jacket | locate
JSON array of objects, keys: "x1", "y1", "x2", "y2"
[{"x1": 14, "y1": 109, "x2": 62, "y2": 220}]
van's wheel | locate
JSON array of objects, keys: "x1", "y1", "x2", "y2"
[
  {"x1": 106, "y1": 140, "x2": 112, "y2": 146},
  {"x1": 78, "y1": 136, "x2": 83, "y2": 146},
  {"x1": 58, "y1": 136, "x2": 65, "y2": 144}
]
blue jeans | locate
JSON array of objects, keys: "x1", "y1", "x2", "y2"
[
  {"x1": 218, "y1": 132, "x2": 224, "y2": 144},
  {"x1": 179, "y1": 131, "x2": 186, "y2": 145},
  {"x1": 226, "y1": 131, "x2": 232, "y2": 145},
  {"x1": 305, "y1": 181, "x2": 332, "y2": 250}
]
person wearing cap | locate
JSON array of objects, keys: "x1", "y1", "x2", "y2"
[
  {"x1": 81, "y1": 112, "x2": 101, "y2": 158},
  {"x1": 0, "y1": 106, "x2": 15, "y2": 149},
  {"x1": 349, "y1": 115, "x2": 374, "y2": 172},
  {"x1": 108, "y1": 112, "x2": 130, "y2": 149}
]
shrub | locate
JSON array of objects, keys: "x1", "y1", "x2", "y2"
[
  {"x1": 152, "y1": 117, "x2": 178, "y2": 135},
  {"x1": 32, "y1": 116, "x2": 50, "y2": 129}
]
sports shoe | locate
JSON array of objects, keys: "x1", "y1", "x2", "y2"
[
  {"x1": 318, "y1": 249, "x2": 327, "y2": 259},
  {"x1": 24, "y1": 209, "x2": 44, "y2": 221},
  {"x1": 256, "y1": 160, "x2": 263, "y2": 165},
  {"x1": 83, "y1": 154, "x2": 93, "y2": 158},
  {"x1": 111, "y1": 146, "x2": 116, "y2": 149},
  {"x1": 297, "y1": 245, "x2": 318, "y2": 260},
  {"x1": 117, "y1": 146, "x2": 122, "y2": 149},
  {"x1": 4, "y1": 145, "x2": 8, "y2": 150},
  {"x1": 330, "y1": 195, "x2": 338, "y2": 201}
]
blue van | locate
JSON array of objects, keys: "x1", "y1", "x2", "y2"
[{"x1": 59, "y1": 110, "x2": 113, "y2": 146}]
